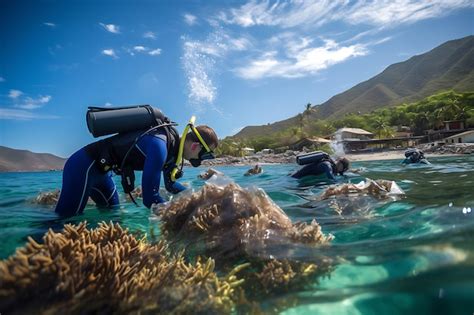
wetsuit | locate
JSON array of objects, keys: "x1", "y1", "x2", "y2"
[
  {"x1": 55, "y1": 129, "x2": 185, "y2": 217},
  {"x1": 402, "y1": 149, "x2": 430, "y2": 164},
  {"x1": 291, "y1": 160, "x2": 336, "y2": 180}
]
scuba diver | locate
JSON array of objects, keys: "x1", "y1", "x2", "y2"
[
  {"x1": 402, "y1": 148, "x2": 430, "y2": 164},
  {"x1": 55, "y1": 105, "x2": 218, "y2": 217},
  {"x1": 291, "y1": 151, "x2": 350, "y2": 180}
]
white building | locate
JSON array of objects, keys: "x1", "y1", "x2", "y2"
[
  {"x1": 332, "y1": 128, "x2": 374, "y2": 140},
  {"x1": 444, "y1": 130, "x2": 474, "y2": 144}
]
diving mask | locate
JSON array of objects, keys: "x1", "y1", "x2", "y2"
[{"x1": 189, "y1": 147, "x2": 215, "y2": 167}]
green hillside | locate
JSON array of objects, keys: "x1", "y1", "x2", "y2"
[{"x1": 234, "y1": 36, "x2": 474, "y2": 139}]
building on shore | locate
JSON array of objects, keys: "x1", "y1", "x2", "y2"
[
  {"x1": 331, "y1": 128, "x2": 374, "y2": 141},
  {"x1": 444, "y1": 130, "x2": 474, "y2": 144}
]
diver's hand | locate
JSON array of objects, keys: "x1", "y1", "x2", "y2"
[{"x1": 151, "y1": 201, "x2": 169, "y2": 214}]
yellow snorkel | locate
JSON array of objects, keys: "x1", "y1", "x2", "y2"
[{"x1": 170, "y1": 116, "x2": 194, "y2": 181}]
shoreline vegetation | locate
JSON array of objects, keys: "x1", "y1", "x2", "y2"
[{"x1": 216, "y1": 90, "x2": 474, "y2": 158}]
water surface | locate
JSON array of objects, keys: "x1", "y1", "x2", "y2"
[{"x1": 0, "y1": 155, "x2": 473, "y2": 314}]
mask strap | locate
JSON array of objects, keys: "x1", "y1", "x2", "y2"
[{"x1": 190, "y1": 124, "x2": 211, "y2": 153}]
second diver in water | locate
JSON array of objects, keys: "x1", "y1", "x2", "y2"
[
  {"x1": 402, "y1": 148, "x2": 430, "y2": 164},
  {"x1": 291, "y1": 151, "x2": 350, "y2": 181}
]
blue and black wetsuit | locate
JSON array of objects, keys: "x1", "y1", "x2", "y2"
[
  {"x1": 291, "y1": 160, "x2": 337, "y2": 180},
  {"x1": 55, "y1": 128, "x2": 185, "y2": 217}
]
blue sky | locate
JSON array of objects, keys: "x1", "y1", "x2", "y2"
[{"x1": 1, "y1": 0, "x2": 473, "y2": 157}]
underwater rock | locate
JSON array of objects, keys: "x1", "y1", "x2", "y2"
[
  {"x1": 244, "y1": 164, "x2": 263, "y2": 176},
  {"x1": 0, "y1": 221, "x2": 244, "y2": 315},
  {"x1": 198, "y1": 168, "x2": 224, "y2": 180},
  {"x1": 319, "y1": 179, "x2": 405, "y2": 200}
]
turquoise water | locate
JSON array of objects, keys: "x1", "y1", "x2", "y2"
[{"x1": 1, "y1": 156, "x2": 473, "y2": 314}]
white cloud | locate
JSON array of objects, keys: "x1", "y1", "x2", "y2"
[
  {"x1": 133, "y1": 46, "x2": 148, "y2": 52},
  {"x1": 0, "y1": 108, "x2": 59, "y2": 120},
  {"x1": 184, "y1": 13, "x2": 197, "y2": 26},
  {"x1": 236, "y1": 39, "x2": 368, "y2": 79},
  {"x1": 102, "y1": 49, "x2": 118, "y2": 58},
  {"x1": 0, "y1": 76, "x2": 5, "y2": 82},
  {"x1": 218, "y1": 0, "x2": 474, "y2": 29},
  {"x1": 15, "y1": 95, "x2": 52, "y2": 110},
  {"x1": 99, "y1": 23, "x2": 120, "y2": 34},
  {"x1": 181, "y1": 29, "x2": 253, "y2": 108},
  {"x1": 148, "y1": 48, "x2": 162, "y2": 56},
  {"x1": 9, "y1": 89, "x2": 23, "y2": 99},
  {"x1": 43, "y1": 22, "x2": 56, "y2": 27},
  {"x1": 104, "y1": 102, "x2": 113, "y2": 107},
  {"x1": 143, "y1": 31, "x2": 156, "y2": 39}
]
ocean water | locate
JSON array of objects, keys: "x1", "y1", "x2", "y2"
[{"x1": 0, "y1": 155, "x2": 473, "y2": 314}]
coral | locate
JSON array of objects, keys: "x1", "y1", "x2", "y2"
[
  {"x1": 198, "y1": 168, "x2": 224, "y2": 180},
  {"x1": 33, "y1": 190, "x2": 60, "y2": 205},
  {"x1": 33, "y1": 190, "x2": 94, "y2": 206},
  {"x1": 0, "y1": 222, "x2": 245, "y2": 315},
  {"x1": 319, "y1": 179, "x2": 405, "y2": 200},
  {"x1": 157, "y1": 183, "x2": 334, "y2": 297}
]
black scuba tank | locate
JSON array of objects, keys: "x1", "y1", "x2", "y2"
[
  {"x1": 296, "y1": 151, "x2": 330, "y2": 165},
  {"x1": 86, "y1": 105, "x2": 166, "y2": 137}
]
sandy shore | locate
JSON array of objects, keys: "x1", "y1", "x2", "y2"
[{"x1": 345, "y1": 150, "x2": 461, "y2": 162}]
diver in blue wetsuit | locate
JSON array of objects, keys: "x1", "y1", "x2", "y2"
[
  {"x1": 291, "y1": 151, "x2": 350, "y2": 180},
  {"x1": 55, "y1": 106, "x2": 218, "y2": 217}
]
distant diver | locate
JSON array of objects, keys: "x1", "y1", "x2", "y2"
[
  {"x1": 402, "y1": 148, "x2": 430, "y2": 164},
  {"x1": 291, "y1": 151, "x2": 350, "y2": 180},
  {"x1": 55, "y1": 105, "x2": 218, "y2": 217}
]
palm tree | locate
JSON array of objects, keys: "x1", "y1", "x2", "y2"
[{"x1": 372, "y1": 118, "x2": 389, "y2": 139}]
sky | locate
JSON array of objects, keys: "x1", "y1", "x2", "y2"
[{"x1": 0, "y1": 0, "x2": 473, "y2": 157}]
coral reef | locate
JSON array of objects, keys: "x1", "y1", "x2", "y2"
[
  {"x1": 158, "y1": 183, "x2": 332, "y2": 256},
  {"x1": 156, "y1": 183, "x2": 334, "y2": 296},
  {"x1": 244, "y1": 164, "x2": 263, "y2": 176},
  {"x1": 0, "y1": 222, "x2": 244, "y2": 315}
]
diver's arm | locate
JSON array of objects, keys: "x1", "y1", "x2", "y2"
[
  {"x1": 139, "y1": 135, "x2": 167, "y2": 208},
  {"x1": 321, "y1": 161, "x2": 336, "y2": 181},
  {"x1": 163, "y1": 170, "x2": 187, "y2": 194}
]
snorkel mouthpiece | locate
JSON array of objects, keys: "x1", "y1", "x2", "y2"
[{"x1": 189, "y1": 159, "x2": 202, "y2": 167}]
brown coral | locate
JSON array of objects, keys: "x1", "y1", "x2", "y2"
[
  {"x1": 158, "y1": 183, "x2": 333, "y2": 260},
  {"x1": 0, "y1": 221, "x2": 245, "y2": 315},
  {"x1": 156, "y1": 183, "x2": 334, "y2": 298}
]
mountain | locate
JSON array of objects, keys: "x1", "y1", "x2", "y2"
[
  {"x1": 234, "y1": 36, "x2": 474, "y2": 139},
  {"x1": 0, "y1": 146, "x2": 66, "y2": 172}
]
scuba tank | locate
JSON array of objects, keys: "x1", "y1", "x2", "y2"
[
  {"x1": 296, "y1": 151, "x2": 330, "y2": 165},
  {"x1": 86, "y1": 104, "x2": 166, "y2": 137}
]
